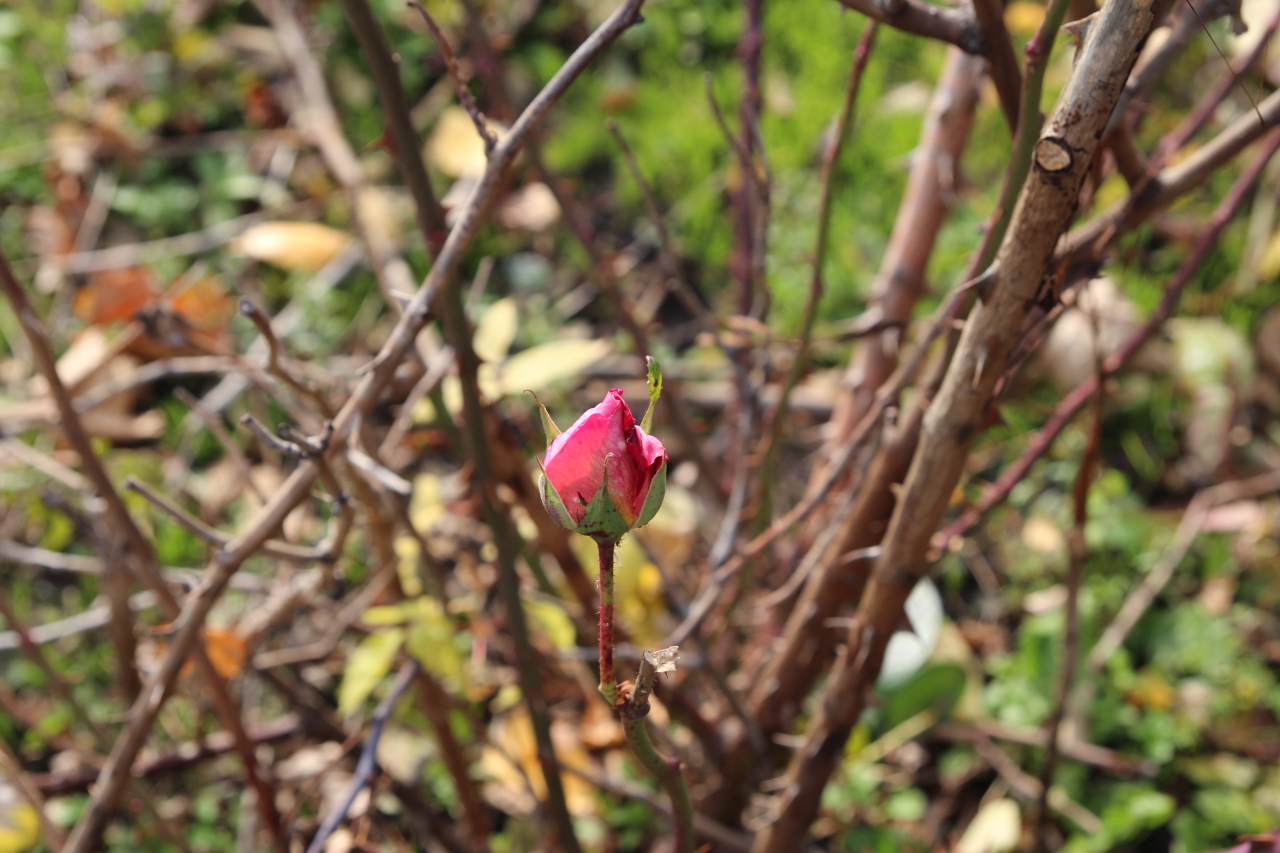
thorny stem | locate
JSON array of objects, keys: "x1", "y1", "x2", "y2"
[
  {"x1": 620, "y1": 716, "x2": 694, "y2": 853},
  {"x1": 597, "y1": 541, "x2": 693, "y2": 849},
  {"x1": 597, "y1": 539, "x2": 622, "y2": 707}
]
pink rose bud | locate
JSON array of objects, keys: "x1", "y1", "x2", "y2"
[{"x1": 537, "y1": 388, "x2": 669, "y2": 543}]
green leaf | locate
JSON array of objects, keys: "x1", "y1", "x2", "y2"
[
  {"x1": 878, "y1": 663, "x2": 966, "y2": 733},
  {"x1": 337, "y1": 627, "x2": 405, "y2": 715},
  {"x1": 640, "y1": 355, "x2": 663, "y2": 433}
]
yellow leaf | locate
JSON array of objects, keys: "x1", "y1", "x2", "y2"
[
  {"x1": 524, "y1": 598, "x2": 577, "y2": 651},
  {"x1": 395, "y1": 535, "x2": 424, "y2": 598},
  {"x1": 493, "y1": 339, "x2": 611, "y2": 398},
  {"x1": 1259, "y1": 227, "x2": 1280, "y2": 282},
  {"x1": 1004, "y1": 1, "x2": 1044, "y2": 35},
  {"x1": 230, "y1": 222, "x2": 352, "y2": 272},
  {"x1": 0, "y1": 795, "x2": 39, "y2": 853},
  {"x1": 424, "y1": 106, "x2": 507, "y2": 179},
  {"x1": 337, "y1": 628, "x2": 404, "y2": 715},
  {"x1": 480, "y1": 711, "x2": 596, "y2": 816},
  {"x1": 409, "y1": 473, "x2": 445, "y2": 532},
  {"x1": 956, "y1": 798, "x2": 1021, "y2": 853},
  {"x1": 473, "y1": 297, "x2": 519, "y2": 364}
]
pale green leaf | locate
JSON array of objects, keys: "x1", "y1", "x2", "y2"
[
  {"x1": 493, "y1": 339, "x2": 611, "y2": 397},
  {"x1": 473, "y1": 297, "x2": 519, "y2": 364},
  {"x1": 362, "y1": 604, "x2": 413, "y2": 626},
  {"x1": 337, "y1": 627, "x2": 405, "y2": 715},
  {"x1": 405, "y1": 597, "x2": 464, "y2": 689}
]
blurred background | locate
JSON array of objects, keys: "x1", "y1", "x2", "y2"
[{"x1": 2, "y1": 0, "x2": 1280, "y2": 851}]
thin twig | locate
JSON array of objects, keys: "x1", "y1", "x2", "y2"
[
  {"x1": 0, "y1": 540, "x2": 264, "y2": 591},
  {"x1": 304, "y1": 660, "x2": 420, "y2": 853},
  {"x1": 124, "y1": 475, "x2": 329, "y2": 563},
  {"x1": 10, "y1": 201, "x2": 320, "y2": 277},
  {"x1": 0, "y1": 250, "x2": 286, "y2": 851},
  {"x1": 173, "y1": 388, "x2": 267, "y2": 504},
  {"x1": 761, "y1": 20, "x2": 877, "y2": 490},
  {"x1": 1033, "y1": 323, "x2": 1103, "y2": 848},
  {"x1": 408, "y1": 1, "x2": 496, "y2": 152},
  {"x1": 1087, "y1": 468, "x2": 1280, "y2": 674}
]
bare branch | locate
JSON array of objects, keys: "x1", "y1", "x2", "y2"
[{"x1": 834, "y1": 0, "x2": 983, "y2": 53}]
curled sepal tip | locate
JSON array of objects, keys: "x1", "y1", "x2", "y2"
[{"x1": 640, "y1": 356, "x2": 663, "y2": 434}]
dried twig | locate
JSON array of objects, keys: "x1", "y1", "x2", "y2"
[
  {"x1": 124, "y1": 475, "x2": 329, "y2": 562},
  {"x1": 0, "y1": 250, "x2": 287, "y2": 851},
  {"x1": 833, "y1": 0, "x2": 982, "y2": 53},
  {"x1": 408, "y1": 1, "x2": 496, "y2": 152},
  {"x1": 304, "y1": 661, "x2": 419, "y2": 853}
]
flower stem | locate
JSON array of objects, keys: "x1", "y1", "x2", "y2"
[
  {"x1": 621, "y1": 715, "x2": 694, "y2": 853},
  {"x1": 596, "y1": 540, "x2": 622, "y2": 707}
]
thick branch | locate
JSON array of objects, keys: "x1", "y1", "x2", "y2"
[{"x1": 750, "y1": 5, "x2": 1155, "y2": 850}]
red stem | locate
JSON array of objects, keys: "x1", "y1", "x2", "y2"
[{"x1": 597, "y1": 539, "x2": 620, "y2": 704}]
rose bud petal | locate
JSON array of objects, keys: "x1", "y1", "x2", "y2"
[{"x1": 539, "y1": 389, "x2": 669, "y2": 543}]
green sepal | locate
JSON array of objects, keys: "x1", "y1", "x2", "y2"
[
  {"x1": 633, "y1": 458, "x2": 667, "y2": 530},
  {"x1": 535, "y1": 456, "x2": 576, "y2": 531},
  {"x1": 639, "y1": 356, "x2": 663, "y2": 434},
  {"x1": 574, "y1": 460, "x2": 631, "y2": 544},
  {"x1": 525, "y1": 390, "x2": 561, "y2": 444}
]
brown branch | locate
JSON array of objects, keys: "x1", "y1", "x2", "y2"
[
  {"x1": 415, "y1": 670, "x2": 492, "y2": 853},
  {"x1": 820, "y1": 47, "x2": 983, "y2": 491},
  {"x1": 749, "y1": 6, "x2": 1156, "y2": 849},
  {"x1": 834, "y1": 0, "x2": 983, "y2": 53},
  {"x1": 341, "y1": 0, "x2": 449, "y2": 249},
  {"x1": 970, "y1": 0, "x2": 1021, "y2": 131},
  {"x1": 937, "y1": 126, "x2": 1280, "y2": 550},
  {"x1": 1062, "y1": 86, "x2": 1280, "y2": 262}
]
